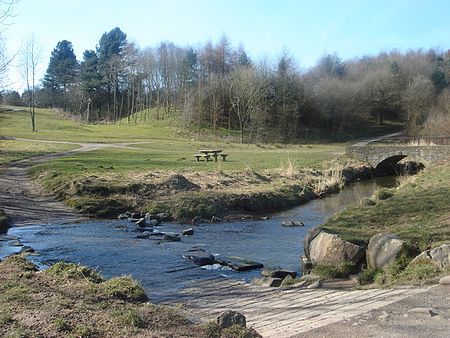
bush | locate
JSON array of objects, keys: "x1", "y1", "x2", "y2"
[
  {"x1": 46, "y1": 262, "x2": 103, "y2": 283},
  {"x1": 102, "y1": 276, "x2": 148, "y2": 303}
]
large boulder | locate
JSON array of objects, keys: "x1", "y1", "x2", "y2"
[
  {"x1": 305, "y1": 228, "x2": 365, "y2": 266},
  {"x1": 367, "y1": 233, "x2": 404, "y2": 269},
  {"x1": 429, "y1": 244, "x2": 450, "y2": 268},
  {"x1": 409, "y1": 244, "x2": 450, "y2": 269}
]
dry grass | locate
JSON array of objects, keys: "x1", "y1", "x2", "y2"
[{"x1": 0, "y1": 255, "x2": 260, "y2": 338}]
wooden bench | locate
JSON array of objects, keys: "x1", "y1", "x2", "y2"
[
  {"x1": 220, "y1": 153, "x2": 228, "y2": 161},
  {"x1": 194, "y1": 154, "x2": 212, "y2": 162}
]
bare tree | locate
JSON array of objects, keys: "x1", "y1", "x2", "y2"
[
  {"x1": 228, "y1": 66, "x2": 263, "y2": 143},
  {"x1": 0, "y1": 0, "x2": 17, "y2": 87},
  {"x1": 19, "y1": 35, "x2": 42, "y2": 131}
]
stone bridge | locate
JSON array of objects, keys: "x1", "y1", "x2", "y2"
[{"x1": 346, "y1": 136, "x2": 450, "y2": 172}]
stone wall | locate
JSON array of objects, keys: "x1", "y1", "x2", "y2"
[{"x1": 346, "y1": 144, "x2": 450, "y2": 168}]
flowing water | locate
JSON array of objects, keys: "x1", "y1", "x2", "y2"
[{"x1": 0, "y1": 177, "x2": 396, "y2": 302}]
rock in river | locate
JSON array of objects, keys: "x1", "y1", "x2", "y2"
[
  {"x1": 215, "y1": 257, "x2": 264, "y2": 272},
  {"x1": 135, "y1": 218, "x2": 147, "y2": 227},
  {"x1": 282, "y1": 220, "x2": 305, "y2": 227},
  {"x1": 181, "y1": 228, "x2": 194, "y2": 236},
  {"x1": 184, "y1": 249, "x2": 215, "y2": 266},
  {"x1": 162, "y1": 234, "x2": 181, "y2": 242}
]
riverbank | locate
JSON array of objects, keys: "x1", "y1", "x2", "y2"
[
  {"x1": 319, "y1": 163, "x2": 450, "y2": 285},
  {"x1": 30, "y1": 157, "x2": 372, "y2": 221},
  {"x1": 0, "y1": 254, "x2": 260, "y2": 337}
]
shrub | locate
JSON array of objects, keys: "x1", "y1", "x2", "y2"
[
  {"x1": 46, "y1": 262, "x2": 103, "y2": 283},
  {"x1": 102, "y1": 276, "x2": 148, "y2": 303}
]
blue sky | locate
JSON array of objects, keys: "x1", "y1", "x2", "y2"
[{"x1": 6, "y1": 0, "x2": 450, "y2": 91}]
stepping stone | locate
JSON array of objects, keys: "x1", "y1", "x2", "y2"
[{"x1": 215, "y1": 257, "x2": 263, "y2": 272}]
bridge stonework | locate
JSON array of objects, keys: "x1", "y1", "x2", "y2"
[{"x1": 346, "y1": 144, "x2": 450, "y2": 168}]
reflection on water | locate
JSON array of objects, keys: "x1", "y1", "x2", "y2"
[{"x1": 0, "y1": 177, "x2": 396, "y2": 301}]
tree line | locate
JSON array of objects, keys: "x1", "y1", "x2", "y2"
[{"x1": 4, "y1": 26, "x2": 450, "y2": 141}]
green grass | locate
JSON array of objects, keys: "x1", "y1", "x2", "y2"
[
  {"x1": 0, "y1": 106, "x2": 178, "y2": 142},
  {"x1": 1, "y1": 105, "x2": 343, "y2": 172},
  {"x1": 0, "y1": 139, "x2": 76, "y2": 165},
  {"x1": 323, "y1": 164, "x2": 450, "y2": 249}
]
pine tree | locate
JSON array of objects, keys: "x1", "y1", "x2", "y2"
[{"x1": 43, "y1": 40, "x2": 78, "y2": 92}]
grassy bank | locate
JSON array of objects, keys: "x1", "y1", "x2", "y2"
[
  {"x1": 321, "y1": 164, "x2": 450, "y2": 285},
  {"x1": 31, "y1": 157, "x2": 368, "y2": 220},
  {"x1": 323, "y1": 164, "x2": 450, "y2": 249},
  {"x1": 0, "y1": 255, "x2": 258, "y2": 337}
]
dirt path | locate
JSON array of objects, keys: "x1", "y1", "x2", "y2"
[{"x1": 0, "y1": 138, "x2": 148, "y2": 226}]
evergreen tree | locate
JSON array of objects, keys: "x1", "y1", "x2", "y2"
[
  {"x1": 43, "y1": 40, "x2": 78, "y2": 92},
  {"x1": 96, "y1": 27, "x2": 128, "y2": 120},
  {"x1": 80, "y1": 50, "x2": 101, "y2": 95}
]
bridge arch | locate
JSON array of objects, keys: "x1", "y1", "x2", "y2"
[{"x1": 374, "y1": 154, "x2": 408, "y2": 175}]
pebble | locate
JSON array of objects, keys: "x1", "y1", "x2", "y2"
[{"x1": 407, "y1": 308, "x2": 438, "y2": 316}]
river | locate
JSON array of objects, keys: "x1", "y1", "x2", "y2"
[{"x1": 0, "y1": 176, "x2": 396, "y2": 302}]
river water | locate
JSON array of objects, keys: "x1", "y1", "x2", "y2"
[{"x1": 0, "y1": 177, "x2": 396, "y2": 302}]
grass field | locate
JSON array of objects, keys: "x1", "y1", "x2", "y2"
[
  {"x1": 0, "y1": 106, "x2": 345, "y2": 172},
  {"x1": 0, "y1": 139, "x2": 77, "y2": 165},
  {"x1": 0, "y1": 106, "x2": 178, "y2": 142}
]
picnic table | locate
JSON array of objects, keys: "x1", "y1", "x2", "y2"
[{"x1": 194, "y1": 149, "x2": 228, "y2": 162}]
